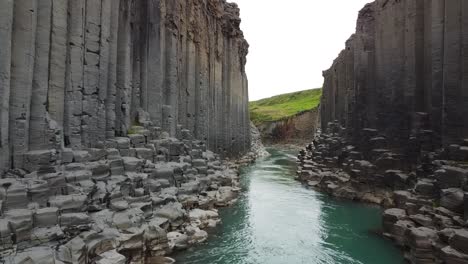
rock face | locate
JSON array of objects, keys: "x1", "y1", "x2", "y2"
[
  {"x1": 307, "y1": 1, "x2": 468, "y2": 263},
  {"x1": 257, "y1": 108, "x2": 320, "y2": 144},
  {"x1": 0, "y1": 0, "x2": 250, "y2": 173},
  {"x1": 321, "y1": 0, "x2": 468, "y2": 149}
]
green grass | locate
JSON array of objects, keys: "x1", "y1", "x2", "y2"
[{"x1": 250, "y1": 88, "x2": 322, "y2": 125}]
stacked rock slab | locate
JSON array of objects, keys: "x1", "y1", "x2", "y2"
[
  {"x1": 0, "y1": 127, "x2": 245, "y2": 263},
  {"x1": 0, "y1": 0, "x2": 250, "y2": 173}
]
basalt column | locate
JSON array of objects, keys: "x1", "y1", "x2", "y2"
[{"x1": 0, "y1": 0, "x2": 250, "y2": 173}]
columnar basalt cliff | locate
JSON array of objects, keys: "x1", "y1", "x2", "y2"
[
  {"x1": 321, "y1": 0, "x2": 468, "y2": 148},
  {"x1": 299, "y1": 1, "x2": 468, "y2": 263},
  {"x1": 0, "y1": 0, "x2": 250, "y2": 174}
]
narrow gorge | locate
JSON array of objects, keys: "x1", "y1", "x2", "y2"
[{"x1": 2, "y1": 0, "x2": 468, "y2": 263}]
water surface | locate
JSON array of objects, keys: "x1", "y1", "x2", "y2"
[{"x1": 175, "y1": 147, "x2": 404, "y2": 264}]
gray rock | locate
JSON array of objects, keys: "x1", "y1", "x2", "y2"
[
  {"x1": 129, "y1": 134, "x2": 146, "y2": 148},
  {"x1": 6, "y1": 209, "x2": 33, "y2": 242},
  {"x1": 60, "y1": 213, "x2": 90, "y2": 227},
  {"x1": 441, "y1": 188, "x2": 465, "y2": 213},
  {"x1": 450, "y1": 229, "x2": 468, "y2": 254},
  {"x1": 122, "y1": 157, "x2": 144, "y2": 172},
  {"x1": 410, "y1": 214, "x2": 434, "y2": 227},
  {"x1": 34, "y1": 207, "x2": 58, "y2": 228},
  {"x1": 155, "y1": 202, "x2": 185, "y2": 223},
  {"x1": 73, "y1": 151, "x2": 90, "y2": 163},
  {"x1": 49, "y1": 194, "x2": 87, "y2": 212},
  {"x1": 414, "y1": 179, "x2": 437, "y2": 197},
  {"x1": 440, "y1": 246, "x2": 468, "y2": 264},
  {"x1": 383, "y1": 208, "x2": 407, "y2": 232},
  {"x1": 96, "y1": 250, "x2": 126, "y2": 264},
  {"x1": 436, "y1": 166, "x2": 468, "y2": 189},
  {"x1": 167, "y1": 232, "x2": 188, "y2": 250},
  {"x1": 114, "y1": 137, "x2": 130, "y2": 149}
]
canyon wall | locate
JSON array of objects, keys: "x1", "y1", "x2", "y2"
[
  {"x1": 0, "y1": 0, "x2": 250, "y2": 173},
  {"x1": 321, "y1": 0, "x2": 468, "y2": 149},
  {"x1": 257, "y1": 109, "x2": 320, "y2": 144}
]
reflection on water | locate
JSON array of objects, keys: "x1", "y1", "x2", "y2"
[{"x1": 174, "y1": 147, "x2": 404, "y2": 264}]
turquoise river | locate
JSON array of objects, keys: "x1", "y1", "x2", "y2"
[{"x1": 174, "y1": 147, "x2": 405, "y2": 264}]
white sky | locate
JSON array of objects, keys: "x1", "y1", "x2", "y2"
[{"x1": 233, "y1": 0, "x2": 372, "y2": 101}]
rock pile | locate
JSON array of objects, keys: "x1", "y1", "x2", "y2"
[
  {"x1": 0, "y1": 126, "x2": 245, "y2": 263},
  {"x1": 298, "y1": 121, "x2": 468, "y2": 263}
]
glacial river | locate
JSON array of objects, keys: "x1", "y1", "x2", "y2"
[{"x1": 175, "y1": 147, "x2": 404, "y2": 264}]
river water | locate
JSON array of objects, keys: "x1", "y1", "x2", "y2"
[{"x1": 175, "y1": 147, "x2": 404, "y2": 264}]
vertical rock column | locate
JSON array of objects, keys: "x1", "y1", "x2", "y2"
[
  {"x1": 65, "y1": 0, "x2": 85, "y2": 149},
  {"x1": 9, "y1": 0, "x2": 37, "y2": 168},
  {"x1": 48, "y1": 0, "x2": 68, "y2": 135},
  {"x1": 0, "y1": 0, "x2": 14, "y2": 172},
  {"x1": 29, "y1": 0, "x2": 52, "y2": 151}
]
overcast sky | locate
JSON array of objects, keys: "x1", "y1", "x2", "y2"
[{"x1": 233, "y1": 0, "x2": 371, "y2": 101}]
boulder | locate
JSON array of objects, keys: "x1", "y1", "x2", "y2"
[
  {"x1": 28, "y1": 180, "x2": 51, "y2": 207},
  {"x1": 215, "y1": 186, "x2": 238, "y2": 206},
  {"x1": 408, "y1": 227, "x2": 438, "y2": 249},
  {"x1": 0, "y1": 219, "x2": 13, "y2": 249},
  {"x1": 414, "y1": 179, "x2": 437, "y2": 197},
  {"x1": 436, "y1": 166, "x2": 468, "y2": 189},
  {"x1": 440, "y1": 246, "x2": 468, "y2": 264},
  {"x1": 440, "y1": 188, "x2": 465, "y2": 213},
  {"x1": 114, "y1": 137, "x2": 130, "y2": 149},
  {"x1": 112, "y1": 208, "x2": 145, "y2": 231},
  {"x1": 57, "y1": 236, "x2": 87, "y2": 264},
  {"x1": 383, "y1": 208, "x2": 407, "y2": 232},
  {"x1": 136, "y1": 148, "x2": 154, "y2": 161},
  {"x1": 155, "y1": 202, "x2": 185, "y2": 223},
  {"x1": 450, "y1": 229, "x2": 468, "y2": 255},
  {"x1": 152, "y1": 166, "x2": 174, "y2": 181},
  {"x1": 34, "y1": 207, "x2": 58, "y2": 228},
  {"x1": 60, "y1": 213, "x2": 90, "y2": 228},
  {"x1": 410, "y1": 214, "x2": 434, "y2": 227},
  {"x1": 49, "y1": 194, "x2": 87, "y2": 212},
  {"x1": 122, "y1": 157, "x2": 144, "y2": 172},
  {"x1": 96, "y1": 250, "x2": 126, "y2": 264},
  {"x1": 88, "y1": 148, "x2": 107, "y2": 161},
  {"x1": 391, "y1": 220, "x2": 415, "y2": 246},
  {"x1": 13, "y1": 247, "x2": 56, "y2": 264},
  {"x1": 6, "y1": 209, "x2": 33, "y2": 242},
  {"x1": 383, "y1": 170, "x2": 409, "y2": 189},
  {"x1": 73, "y1": 150, "x2": 90, "y2": 163},
  {"x1": 110, "y1": 200, "x2": 129, "y2": 211},
  {"x1": 167, "y1": 232, "x2": 188, "y2": 250}
]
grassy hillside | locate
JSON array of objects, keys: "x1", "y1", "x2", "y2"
[{"x1": 250, "y1": 88, "x2": 322, "y2": 125}]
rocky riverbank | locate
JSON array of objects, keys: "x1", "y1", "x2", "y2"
[
  {"x1": 0, "y1": 125, "x2": 255, "y2": 264},
  {"x1": 297, "y1": 121, "x2": 468, "y2": 264}
]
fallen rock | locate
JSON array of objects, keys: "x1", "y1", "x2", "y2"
[
  {"x1": 440, "y1": 188, "x2": 464, "y2": 213},
  {"x1": 167, "y1": 232, "x2": 188, "y2": 250},
  {"x1": 450, "y1": 229, "x2": 468, "y2": 254},
  {"x1": 34, "y1": 207, "x2": 59, "y2": 228},
  {"x1": 96, "y1": 250, "x2": 126, "y2": 264}
]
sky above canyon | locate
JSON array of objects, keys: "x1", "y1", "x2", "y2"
[{"x1": 234, "y1": 0, "x2": 372, "y2": 101}]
